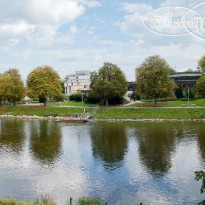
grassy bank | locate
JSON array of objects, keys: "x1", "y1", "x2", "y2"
[
  {"x1": 0, "y1": 106, "x2": 205, "y2": 120},
  {"x1": 95, "y1": 108, "x2": 205, "y2": 119},
  {"x1": 133, "y1": 99, "x2": 205, "y2": 107},
  {"x1": 0, "y1": 197, "x2": 100, "y2": 205},
  {"x1": 50, "y1": 101, "x2": 99, "y2": 107},
  {"x1": 0, "y1": 106, "x2": 87, "y2": 117},
  {"x1": 0, "y1": 197, "x2": 56, "y2": 205}
]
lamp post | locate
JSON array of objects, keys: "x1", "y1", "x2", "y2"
[
  {"x1": 81, "y1": 91, "x2": 84, "y2": 103},
  {"x1": 188, "y1": 86, "x2": 190, "y2": 107}
]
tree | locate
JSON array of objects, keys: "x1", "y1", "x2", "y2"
[
  {"x1": 185, "y1": 68, "x2": 194, "y2": 72},
  {"x1": 0, "y1": 69, "x2": 25, "y2": 106},
  {"x1": 198, "y1": 55, "x2": 205, "y2": 73},
  {"x1": 196, "y1": 76, "x2": 205, "y2": 97},
  {"x1": 136, "y1": 55, "x2": 176, "y2": 106},
  {"x1": 175, "y1": 87, "x2": 183, "y2": 99},
  {"x1": 0, "y1": 74, "x2": 8, "y2": 103},
  {"x1": 90, "y1": 62, "x2": 127, "y2": 106},
  {"x1": 27, "y1": 66, "x2": 63, "y2": 106},
  {"x1": 185, "y1": 87, "x2": 195, "y2": 99}
]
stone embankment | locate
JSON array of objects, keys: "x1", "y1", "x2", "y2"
[
  {"x1": 92, "y1": 118, "x2": 205, "y2": 122},
  {"x1": 0, "y1": 115, "x2": 63, "y2": 121},
  {"x1": 0, "y1": 115, "x2": 205, "y2": 122}
]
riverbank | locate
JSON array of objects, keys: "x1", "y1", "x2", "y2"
[
  {"x1": 0, "y1": 105, "x2": 88, "y2": 117},
  {"x1": 0, "y1": 197, "x2": 101, "y2": 205},
  {"x1": 0, "y1": 197, "x2": 56, "y2": 205},
  {"x1": 95, "y1": 107, "x2": 205, "y2": 120},
  {"x1": 0, "y1": 106, "x2": 205, "y2": 121}
]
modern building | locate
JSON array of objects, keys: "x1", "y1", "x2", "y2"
[
  {"x1": 64, "y1": 71, "x2": 91, "y2": 99},
  {"x1": 169, "y1": 72, "x2": 202, "y2": 88}
]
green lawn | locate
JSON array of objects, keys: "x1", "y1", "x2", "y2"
[
  {"x1": 1, "y1": 105, "x2": 205, "y2": 120},
  {"x1": 132, "y1": 99, "x2": 205, "y2": 107},
  {"x1": 0, "y1": 106, "x2": 88, "y2": 117},
  {"x1": 96, "y1": 108, "x2": 205, "y2": 119},
  {"x1": 50, "y1": 101, "x2": 99, "y2": 107}
]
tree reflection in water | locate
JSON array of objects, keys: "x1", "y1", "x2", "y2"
[
  {"x1": 29, "y1": 121, "x2": 62, "y2": 166},
  {"x1": 0, "y1": 119, "x2": 25, "y2": 154},
  {"x1": 134, "y1": 123, "x2": 177, "y2": 176},
  {"x1": 90, "y1": 122, "x2": 128, "y2": 171}
]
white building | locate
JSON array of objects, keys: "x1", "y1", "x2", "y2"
[{"x1": 64, "y1": 71, "x2": 91, "y2": 99}]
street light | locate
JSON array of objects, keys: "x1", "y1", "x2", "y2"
[
  {"x1": 188, "y1": 86, "x2": 190, "y2": 107},
  {"x1": 81, "y1": 91, "x2": 84, "y2": 103}
]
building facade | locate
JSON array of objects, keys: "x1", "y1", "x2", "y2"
[
  {"x1": 169, "y1": 72, "x2": 202, "y2": 88},
  {"x1": 64, "y1": 71, "x2": 91, "y2": 99}
]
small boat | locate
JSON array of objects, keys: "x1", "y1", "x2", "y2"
[
  {"x1": 58, "y1": 113, "x2": 93, "y2": 123},
  {"x1": 60, "y1": 118, "x2": 88, "y2": 123},
  {"x1": 58, "y1": 107, "x2": 99, "y2": 123}
]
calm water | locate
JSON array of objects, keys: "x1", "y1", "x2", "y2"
[{"x1": 0, "y1": 119, "x2": 205, "y2": 204}]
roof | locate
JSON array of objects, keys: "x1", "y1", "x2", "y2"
[{"x1": 170, "y1": 72, "x2": 202, "y2": 78}]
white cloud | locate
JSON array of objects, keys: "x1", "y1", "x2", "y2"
[
  {"x1": 0, "y1": 20, "x2": 35, "y2": 35},
  {"x1": 0, "y1": 0, "x2": 100, "y2": 47},
  {"x1": 69, "y1": 26, "x2": 78, "y2": 34},
  {"x1": 120, "y1": 3, "x2": 152, "y2": 14}
]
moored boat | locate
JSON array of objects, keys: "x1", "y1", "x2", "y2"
[{"x1": 60, "y1": 118, "x2": 88, "y2": 123}]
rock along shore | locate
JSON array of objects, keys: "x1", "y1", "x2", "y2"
[
  {"x1": 0, "y1": 115, "x2": 205, "y2": 123},
  {"x1": 0, "y1": 115, "x2": 63, "y2": 121}
]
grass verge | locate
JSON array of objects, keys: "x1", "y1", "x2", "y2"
[
  {"x1": 133, "y1": 99, "x2": 205, "y2": 107},
  {"x1": 0, "y1": 106, "x2": 88, "y2": 117},
  {"x1": 0, "y1": 106, "x2": 205, "y2": 120},
  {"x1": 96, "y1": 108, "x2": 205, "y2": 119},
  {"x1": 50, "y1": 101, "x2": 99, "y2": 107},
  {"x1": 0, "y1": 196, "x2": 56, "y2": 205},
  {"x1": 0, "y1": 197, "x2": 101, "y2": 205}
]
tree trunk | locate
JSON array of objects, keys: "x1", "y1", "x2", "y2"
[
  {"x1": 154, "y1": 98, "x2": 158, "y2": 107},
  {"x1": 13, "y1": 101, "x2": 16, "y2": 106},
  {"x1": 43, "y1": 98, "x2": 47, "y2": 106},
  {"x1": 105, "y1": 99, "x2": 109, "y2": 107}
]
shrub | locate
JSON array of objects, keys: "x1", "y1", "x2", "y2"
[
  {"x1": 86, "y1": 95, "x2": 100, "y2": 104},
  {"x1": 70, "y1": 94, "x2": 82, "y2": 102},
  {"x1": 77, "y1": 197, "x2": 101, "y2": 205},
  {"x1": 175, "y1": 87, "x2": 183, "y2": 99},
  {"x1": 108, "y1": 97, "x2": 123, "y2": 105}
]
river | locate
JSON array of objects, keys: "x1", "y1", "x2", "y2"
[{"x1": 0, "y1": 119, "x2": 204, "y2": 204}]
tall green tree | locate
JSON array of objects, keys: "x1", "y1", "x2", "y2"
[
  {"x1": 136, "y1": 55, "x2": 176, "y2": 106},
  {"x1": 196, "y1": 76, "x2": 205, "y2": 97},
  {"x1": 0, "y1": 69, "x2": 25, "y2": 106},
  {"x1": 198, "y1": 55, "x2": 205, "y2": 73},
  {"x1": 90, "y1": 63, "x2": 127, "y2": 106},
  {"x1": 27, "y1": 66, "x2": 63, "y2": 106}
]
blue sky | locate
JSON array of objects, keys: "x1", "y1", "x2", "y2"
[{"x1": 0, "y1": 0, "x2": 204, "y2": 81}]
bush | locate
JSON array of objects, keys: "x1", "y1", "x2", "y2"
[
  {"x1": 108, "y1": 97, "x2": 123, "y2": 105},
  {"x1": 185, "y1": 87, "x2": 196, "y2": 99},
  {"x1": 175, "y1": 87, "x2": 183, "y2": 99},
  {"x1": 86, "y1": 95, "x2": 100, "y2": 104},
  {"x1": 77, "y1": 197, "x2": 101, "y2": 205},
  {"x1": 70, "y1": 94, "x2": 82, "y2": 102}
]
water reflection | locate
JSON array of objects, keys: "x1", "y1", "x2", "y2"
[
  {"x1": 0, "y1": 119, "x2": 205, "y2": 204},
  {"x1": 134, "y1": 123, "x2": 176, "y2": 176},
  {"x1": 29, "y1": 121, "x2": 62, "y2": 165},
  {"x1": 90, "y1": 123, "x2": 128, "y2": 170},
  {"x1": 196, "y1": 125, "x2": 205, "y2": 164},
  {"x1": 0, "y1": 119, "x2": 25, "y2": 154}
]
